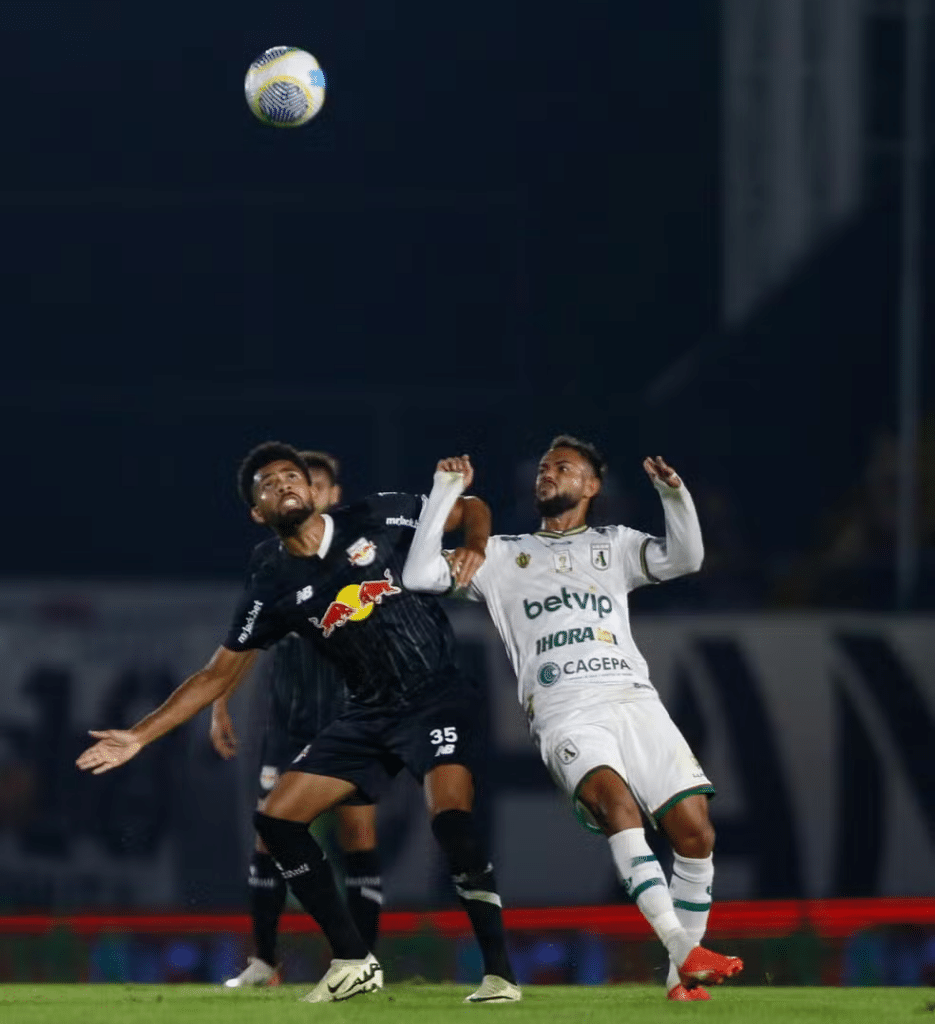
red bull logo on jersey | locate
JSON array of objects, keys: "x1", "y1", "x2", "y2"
[
  {"x1": 310, "y1": 568, "x2": 401, "y2": 637},
  {"x1": 346, "y1": 537, "x2": 377, "y2": 567}
]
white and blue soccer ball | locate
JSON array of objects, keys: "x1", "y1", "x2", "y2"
[{"x1": 244, "y1": 47, "x2": 326, "y2": 127}]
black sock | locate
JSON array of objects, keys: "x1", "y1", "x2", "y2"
[
  {"x1": 253, "y1": 812, "x2": 369, "y2": 961},
  {"x1": 431, "y1": 809, "x2": 515, "y2": 982},
  {"x1": 249, "y1": 850, "x2": 287, "y2": 967},
  {"x1": 344, "y1": 849, "x2": 382, "y2": 951}
]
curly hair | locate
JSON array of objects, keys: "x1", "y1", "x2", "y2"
[
  {"x1": 237, "y1": 441, "x2": 311, "y2": 505},
  {"x1": 547, "y1": 434, "x2": 606, "y2": 480}
]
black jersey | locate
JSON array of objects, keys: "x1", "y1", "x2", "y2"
[
  {"x1": 224, "y1": 492, "x2": 462, "y2": 710},
  {"x1": 246, "y1": 539, "x2": 349, "y2": 737},
  {"x1": 266, "y1": 633, "x2": 348, "y2": 740}
]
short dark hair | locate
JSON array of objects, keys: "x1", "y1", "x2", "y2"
[
  {"x1": 547, "y1": 434, "x2": 606, "y2": 481},
  {"x1": 238, "y1": 441, "x2": 311, "y2": 505},
  {"x1": 299, "y1": 450, "x2": 340, "y2": 486}
]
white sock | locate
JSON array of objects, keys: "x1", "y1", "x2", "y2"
[
  {"x1": 665, "y1": 852, "x2": 714, "y2": 990},
  {"x1": 608, "y1": 829, "x2": 694, "y2": 968}
]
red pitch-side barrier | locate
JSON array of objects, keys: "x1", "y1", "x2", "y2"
[{"x1": 1, "y1": 899, "x2": 933, "y2": 940}]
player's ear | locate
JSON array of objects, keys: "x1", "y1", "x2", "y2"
[
  {"x1": 331, "y1": 485, "x2": 342, "y2": 506},
  {"x1": 583, "y1": 475, "x2": 601, "y2": 500},
  {"x1": 249, "y1": 505, "x2": 266, "y2": 525}
]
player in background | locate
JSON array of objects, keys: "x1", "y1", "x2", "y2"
[
  {"x1": 78, "y1": 442, "x2": 519, "y2": 1005},
  {"x1": 403, "y1": 437, "x2": 744, "y2": 1001},
  {"x1": 210, "y1": 452, "x2": 383, "y2": 988}
]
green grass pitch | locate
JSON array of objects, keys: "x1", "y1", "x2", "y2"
[{"x1": 0, "y1": 984, "x2": 931, "y2": 1024}]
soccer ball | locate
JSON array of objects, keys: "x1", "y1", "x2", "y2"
[{"x1": 244, "y1": 47, "x2": 326, "y2": 127}]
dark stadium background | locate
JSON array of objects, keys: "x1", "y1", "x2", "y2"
[
  {"x1": 1, "y1": 0, "x2": 934, "y2": 990},
  {"x1": 1, "y1": 1, "x2": 928, "y2": 597}
]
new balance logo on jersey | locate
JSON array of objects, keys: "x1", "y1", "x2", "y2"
[
  {"x1": 296, "y1": 585, "x2": 314, "y2": 604},
  {"x1": 524, "y1": 588, "x2": 613, "y2": 619},
  {"x1": 536, "y1": 626, "x2": 618, "y2": 654},
  {"x1": 435, "y1": 744, "x2": 455, "y2": 756}
]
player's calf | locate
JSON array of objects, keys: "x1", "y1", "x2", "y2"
[
  {"x1": 253, "y1": 812, "x2": 369, "y2": 961},
  {"x1": 431, "y1": 809, "x2": 517, "y2": 986}
]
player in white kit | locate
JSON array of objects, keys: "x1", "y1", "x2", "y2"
[{"x1": 403, "y1": 437, "x2": 743, "y2": 1000}]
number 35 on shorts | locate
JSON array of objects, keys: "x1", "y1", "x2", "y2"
[{"x1": 430, "y1": 726, "x2": 458, "y2": 755}]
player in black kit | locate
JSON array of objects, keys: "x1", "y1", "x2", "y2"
[
  {"x1": 77, "y1": 441, "x2": 518, "y2": 1005},
  {"x1": 210, "y1": 452, "x2": 383, "y2": 988}
]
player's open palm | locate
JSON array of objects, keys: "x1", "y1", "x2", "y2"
[
  {"x1": 76, "y1": 730, "x2": 143, "y2": 775},
  {"x1": 643, "y1": 455, "x2": 682, "y2": 489}
]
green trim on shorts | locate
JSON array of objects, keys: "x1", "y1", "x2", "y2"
[{"x1": 651, "y1": 784, "x2": 715, "y2": 824}]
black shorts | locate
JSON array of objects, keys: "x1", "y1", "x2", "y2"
[
  {"x1": 290, "y1": 678, "x2": 485, "y2": 804},
  {"x1": 256, "y1": 732, "x2": 375, "y2": 807},
  {"x1": 255, "y1": 637, "x2": 370, "y2": 805}
]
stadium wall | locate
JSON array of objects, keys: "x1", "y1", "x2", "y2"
[{"x1": 0, "y1": 583, "x2": 933, "y2": 915}]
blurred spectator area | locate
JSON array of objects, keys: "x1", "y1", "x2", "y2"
[{"x1": 775, "y1": 413, "x2": 935, "y2": 609}]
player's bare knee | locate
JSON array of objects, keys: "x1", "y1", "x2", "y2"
[
  {"x1": 336, "y1": 815, "x2": 377, "y2": 852},
  {"x1": 424, "y1": 764, "x2": 475, "y2": 817},
  {"x1": 577, "y1": 770, "x2": 641, "y2": 834},
  {"x1": 671, "y1": 818, "x2": 715, "y2": 859},
  {"x1": 694, "y1": 819, "x2": 716, "y2": 857},
  {"x1": 663, "y1": 796, "x2": 716, "y2": 857},
  {"x1": 427, "y1": 789, "x2": 473, "y2": 817}
]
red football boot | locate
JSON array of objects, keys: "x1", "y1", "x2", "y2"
[
  {"x1": 678, "y1": 946, "x2": 744, "y2": 988},
  {"x1": 667, "y1": 984, "x2": 711, "y2": 1001}
]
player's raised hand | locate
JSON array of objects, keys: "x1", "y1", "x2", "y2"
[
  {"x1": 210, "y1": 701, "x2": 239, "y2": 760},
  {"x1": 436, "y1": 454, "x2": 474, "y2": 491},
  {"x1": 76, "y1": 730, "x2": 143, "y2": 775},
  {"x1": 445, "y1": 545, "x2": 485, "y2": 589},
  {"x1": 643, "y1": 456, "x2": 682, "y2": 489}
]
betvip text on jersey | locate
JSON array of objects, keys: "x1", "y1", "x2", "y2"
[{"x1": 523, "y1": 587, "x2": 613, "y2": 619}]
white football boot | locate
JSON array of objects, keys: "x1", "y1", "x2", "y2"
[
  {"x1": 464, "y1": 975, "x2": 522, "y2": 1003},
  {"x1": 224, "y1": 956, "x2": 282, "y2": 988},
  {"x1": 301, "y1": 953, "x2": 383, "y2": 1003}
]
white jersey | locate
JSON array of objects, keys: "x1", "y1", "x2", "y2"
[
  {"x1": 402, "y1": 469, "x2": 704, "y2": 734},
  {"x1": 467, "y1": 525, "x2": 660, "y2": 727}
]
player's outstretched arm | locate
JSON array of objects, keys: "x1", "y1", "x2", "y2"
[
  {"x1": 641, "y1": 456, "x2": 705, "y2": 581},
  {"x1": 404, "y1": 456, "x2": 488, "y2": 592},
  {"x1": 210, "y1": 699, "x2": 238, "y2": 760},
  {"x1": 209, "y1": 649, "x2": 260, "y2": 759},
  {"x1": 77, "y1": 646, "x2": 253, "y2": 775}
]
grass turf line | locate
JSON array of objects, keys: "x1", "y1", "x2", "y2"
[{"x1": 0, "y1": 984, "x2": 929, "y2": 1023}]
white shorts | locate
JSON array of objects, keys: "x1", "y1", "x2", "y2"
[{"x1": 535, "y1": 698, "x2": 714, "y2": 831}]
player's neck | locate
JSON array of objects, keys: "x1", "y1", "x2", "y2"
[
  {"x1": 278, "y1": 512, "x2": 325, "y2": 557},
  {"x1": 539, "y1": 507, "x2": 589, "y2": 534}
]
